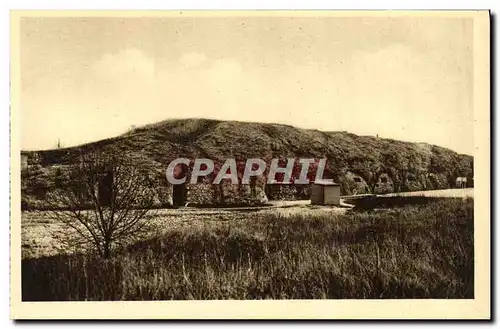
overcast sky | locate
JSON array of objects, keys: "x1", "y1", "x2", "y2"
[{"x1": 20, "y1": 15, "x2": 474, "y2": 155}]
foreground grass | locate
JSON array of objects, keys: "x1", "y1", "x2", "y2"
[{"x1": 22, "y1": 198, "x2": 474, "y2": 300}]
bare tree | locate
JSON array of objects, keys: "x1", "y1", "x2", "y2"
[{"x1": 47, "y1": 149, "x2": 159, "y2": 258}]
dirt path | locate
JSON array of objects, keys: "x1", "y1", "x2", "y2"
[{"x1": 382, "y1": 188, "x2": 474, "y2": 198}]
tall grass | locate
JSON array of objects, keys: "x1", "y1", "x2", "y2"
[{"x1": 22, "y1": 198, "x2": 474, "y2": 300}]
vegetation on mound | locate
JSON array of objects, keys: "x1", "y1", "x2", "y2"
[
  {"x1": 22, "y1": 119, "x2": 473, "y2": 207},
  {"x1": 22, "y1": 198, "x2": 474, "y2": 300}
]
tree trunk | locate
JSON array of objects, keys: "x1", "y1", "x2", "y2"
[{"x1": 103, "y1": 241, "x2": 112, "y2": 259}]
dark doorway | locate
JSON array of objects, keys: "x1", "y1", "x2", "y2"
[
  {"x1": 172, "y1": 184, "x2": 187, "y2": 207},
  {"x1": 98, "y1": 170, "x2": 113, "y2": 206},
  {"x1": 172, "y1": 163, "x2": 188, "y2": 207}
]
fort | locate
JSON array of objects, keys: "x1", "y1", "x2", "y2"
[{"x1": 165, "y1": 157, "x2": 332, "y2": 185}]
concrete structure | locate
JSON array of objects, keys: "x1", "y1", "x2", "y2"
[
  {"x1": 311, "y1": 181, "x2": 341, "y2": 205},
  {"x1": 21, "y1": 153, "x2": 29, "y2": 170},
  {"x1": 456, "y1": 177, "x2": 467, "y2": 189}
]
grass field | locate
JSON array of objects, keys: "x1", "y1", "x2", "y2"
[{"x1": 21, "y1": 197, "x2": 473, "y2": 300}]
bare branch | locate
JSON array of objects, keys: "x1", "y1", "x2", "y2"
[{"x1": 46, "y1": 149, "x2": 158, "y2": 258}]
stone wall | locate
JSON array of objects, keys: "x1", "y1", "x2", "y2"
[
  {"x1": 264, "y1": 184, "x2": 311, "y2": 200},
  {"x1": 343, "y1": 171, "x2": 370, "y2": 195},
  {"x1": 373, "y1": 173, "x2": 393, "y2": 194},
  {"x1": 154, "y1": 173, "x2": 269, "y2": 207},
  {"x1": 187, "y1": 183, "x2": 217, "y2": 205}
]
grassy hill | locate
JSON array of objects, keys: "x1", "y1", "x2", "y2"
[{"x1": 21, "y1": 118, "x2": 473, "y2": 206}]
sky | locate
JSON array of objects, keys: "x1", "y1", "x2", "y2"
[{"x1": 19, "y1": 15, "x2": 474, "y2": 154}]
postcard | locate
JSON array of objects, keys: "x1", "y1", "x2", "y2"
[{"x1": 10, "y1": 10, "x2": 490, "y2": 319}]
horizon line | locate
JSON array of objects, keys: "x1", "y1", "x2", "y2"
[{"x1": 20, "y1": 117, "x2": 474, "y2": 156}]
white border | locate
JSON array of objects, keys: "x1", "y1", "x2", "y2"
[{"x1": 3, "y1": 1, "x2": 496, "y2": 326}]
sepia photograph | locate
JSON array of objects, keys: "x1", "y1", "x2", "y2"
[{"x1": 9, "y1": 10, "x2": 490, "y2": 319}]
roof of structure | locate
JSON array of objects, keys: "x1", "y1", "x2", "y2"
[{"x1": 313, "y1": 180, "x2": 340, "y2": 186}]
